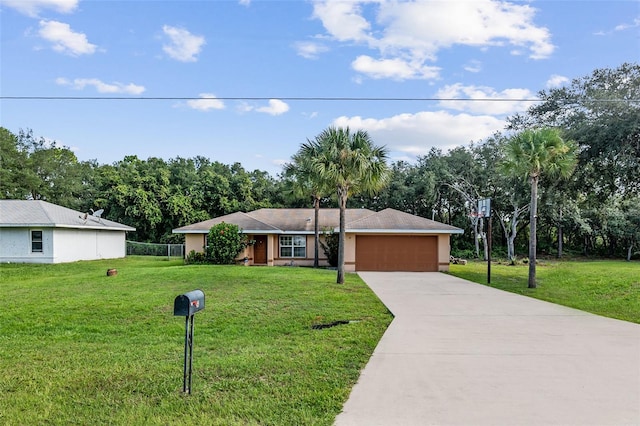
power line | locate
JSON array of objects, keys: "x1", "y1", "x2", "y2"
[
  {"x1": 1, "y1": 96, "x2": 636, "y2": 102},
  {"x1": 1, "y1": 96, "x2": 538, "y2": 101}
]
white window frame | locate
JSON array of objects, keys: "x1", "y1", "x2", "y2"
[
  {"x1": 31, "y1": 230, "x2": 43, "y2": 253},
  {"x1": 279, "y1": 235, "x2": 306, "y2": 258}
]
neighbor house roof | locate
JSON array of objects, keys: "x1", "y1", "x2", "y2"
[
  {"x1": 173, "y1": 208, "x2": 463, "y2": 235},
  {"x1": 0, "y1": 200, "x2": 136, "y2": 232}
]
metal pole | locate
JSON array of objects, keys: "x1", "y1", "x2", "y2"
[
  {"x1": 183, "y1": 316, "x2": 189, "y2": 393},
  {"x1": 187, "y1": 314, "x2": 194, "y2": 394},
  {"x1": 487, "y1": 215, "x2": 492, "y2": 284}
]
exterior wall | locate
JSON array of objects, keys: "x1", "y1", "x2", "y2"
[
  {"x1": 272, "y1": 233, "x2": 330, "y2": 267},
  {"x1": 344, "y1": 233, "x2": 357, "y2": 272},
  {"x1": 437, "y1": 234, "x2": 452, "y2": 272},
  {"x1": 185, "y1": 234, "x2": 206, "y2": 255},
  {"x1": 0, "y1": 227, "x2": 126, "y2": 264},
  {"x1": 267, "y1": 234, "x2": 275, "y2": 266},
  {"x1": 53, "y1": 229, "x2": 126, "y2": 263},
  {"x1": 179, "y1": 231, "x2": 453, "y2": 271},
  {"x1": 0, "y1": 228, "x2": 54, "y2": 263}
]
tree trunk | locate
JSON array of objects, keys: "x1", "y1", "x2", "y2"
[
  {"x1": 510, "y1": 208, "x2": 521, "y2": 262},
  {"x1": 498, "y1": 216, "x2": 511, "y2": 261},
  {"x1": 337, "y1": 189, "x2": 347, "y2": 284},
  {"x1": 480, "y1": 218, "x2": 488, "y2": 261},
  {"x1": 528, "y1": 176, "x2": 539, "y2": 288},
  {"x1": 628, "y1": 245, "x2": 633, "y2": 262},
  {"x1": 473, "y1": 216, "x2": 480, "y2": 258},
  {"x1": 313, "y1": 196, "x2": 320, "y2": 268},
  {"x1": 557, "y1": 207, "x2": 563, "y2": 258},
  {"x1": 498, "y1": 204, "x2": 524, "y2": 264}
]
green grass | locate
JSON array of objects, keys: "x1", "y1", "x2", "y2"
[
  {"x1": 448, "y1": 259, "x2": 640, "y2": 324},
  {"x1": 0, "y1": 257, "x2": 392, "y2": 425}
]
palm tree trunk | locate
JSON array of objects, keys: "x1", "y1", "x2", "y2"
[
  {"x1": 557, "y1": 207, "x2": 563, "y2": 258},
  {"x1": 528, "y1": 176, "x2": 539, "y2": 288},
  {"x1": 337, "y1": 189, "x2": 347, "y2": 284},
  {"x1": 313, "y1": 196, "x2": 320, "y2": 268}
]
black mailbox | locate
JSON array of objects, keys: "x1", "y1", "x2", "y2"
[{"x1": 174, "y1": 290, "x2": 205, "y2": 316}]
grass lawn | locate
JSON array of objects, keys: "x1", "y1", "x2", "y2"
[
  {"x1": 448, "y1": 259, "x2": 640, "y2": 324},
  {"x1": 0, "y1": 257, "x2": 393, "y2": 425}
]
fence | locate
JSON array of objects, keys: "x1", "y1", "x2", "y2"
[{"x1": 126, "y1": 241, "x2": 185, "y2": 258}]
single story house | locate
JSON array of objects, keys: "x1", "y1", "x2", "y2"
[
  {"x1": 0, "y1": 200, "x2": 135, "y2": 264},
  {"x1": 173, "y1": 208, "x2": 463, "y2": 272}
]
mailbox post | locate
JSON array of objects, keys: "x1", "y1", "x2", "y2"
[{"x1": 174, "y1": 289, "x2": 205, "y2": 394}]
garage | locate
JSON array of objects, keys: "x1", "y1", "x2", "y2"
[{"x1": 355, "y1": 235, "x2": 439, "y2": 272}]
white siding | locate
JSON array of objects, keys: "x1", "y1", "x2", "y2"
[
  {"x1": 0, "y1": 227, "x2": 126, "y2": 264},
  {"x1": 53, "y1": 229, "x2": 126, "y2": 262}
]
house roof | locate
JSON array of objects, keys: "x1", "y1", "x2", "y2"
[
  {"x1": 346, "y1": 208, "x2": 464, "y2": 234},
  {"x1": 173, "y1": 208, "x2": 463, "y2": 235},
  {"x1": 0, "y1": 200, "x2": 136, "y2": 232}
]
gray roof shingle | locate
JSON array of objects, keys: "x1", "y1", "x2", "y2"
[
  {"x1": 346, "y1": 208, "x2": 464, "y2": 233},
  {"x1": 173, "y1": 208, "x2": 463, "y2": 234},
  {"x1": 0, "y1": 200, "x2": 136, "y2": 231}
]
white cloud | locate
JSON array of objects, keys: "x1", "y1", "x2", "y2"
[
  {"x1": 311, "y1": 0, "x2": 554, "y2": 80},
  {"x1": 435, "y1": 83, "x2": 537, "y2": 115},
  {"x1": 162, "y1": 25, "x2": 205, "y2": 62},
  {"x1": 238, "y1": 0, "x2": 251, "y2": 6},
  {"x1": 294, "y1": 41, "x2": 329, "y2": 59},
  {"x1": 186, "y1": 93, "x2": 225, "y2": 111},
  {"x1": 464, "y1": 60, "x2": 482, "y2": 73},
  {"x1": 546, "y1": 74, "x2": 569, "y2": 88},
  {"x1": 56, "y1": 77, "x2": 145, "y2": 95},
  {"x1": 352, "y1": 55, "x2": 440, "y2": 80},
  {"x1": 312, "y1": 1, "x2": 373, "y2": 43},
  {"x1": 595, "y1": 17, "x2": 640, "y2": 35},
  {"x1": 38, "y1": 20, "x2": 96, "y2": 56},
  {"x1": 238, "y1": 99, "x2": 289, "y2": 115},
  {"x1": 2, "y1": 0, "x2": 78, "y2": 17},
  {"x1": 374, "y1": 1, "x2": 554, "y2": 59},
  {"x1": 256, "y1": 99, "x2": 290, "y2": 116},
  {"x1": 333, "y1": 110, "x2": 505, "y2": 158}
]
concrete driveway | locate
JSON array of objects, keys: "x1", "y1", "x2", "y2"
[{"x1": 335, "y1": 272, "x2": 640, "y2": 426}]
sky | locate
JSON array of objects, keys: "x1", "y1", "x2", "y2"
[{"x1": 1, "y1": 0, "x2": 638, "y2": 176}]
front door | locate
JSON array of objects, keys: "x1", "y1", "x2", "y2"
[{"x1": 253, "y1": 235, "x2": 267, "y2": 264}]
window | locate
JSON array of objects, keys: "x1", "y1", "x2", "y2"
[
  {"x1": 279, "y1": 235, "x2": 306, "y2": 258},
  {"x1": 31, "y1": 230, "x2": 43, "y2": 253}
]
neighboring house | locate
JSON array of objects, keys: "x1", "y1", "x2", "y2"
[
  {"x1": 173, "y1": 208, "x2": 463, "y2": 272},
  {"x1": 0, "y1": 200, "x2": 135, "y2": 264}
]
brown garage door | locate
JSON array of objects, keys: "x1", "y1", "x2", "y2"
[{"x1": 356, "y1": 235, "x2": 438, "y2": 272}]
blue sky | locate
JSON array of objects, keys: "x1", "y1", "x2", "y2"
[{"x1": 1, "y1": 0, "x2": 638, "y2": 175}]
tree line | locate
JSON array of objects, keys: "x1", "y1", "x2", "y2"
[{"x1": 1, "y1": 63, "x2": 638, "y2": 265}]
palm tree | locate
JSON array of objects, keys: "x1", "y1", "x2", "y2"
[
  {"x1": 503, "y1": 128, "x2": 577, "y2": 288},
  {"x1": 285, "y1": 142, "x2": 332, "y2": 268},
  {"x1": 306, "y1": 127, "x2": 390, "y2": 284}
]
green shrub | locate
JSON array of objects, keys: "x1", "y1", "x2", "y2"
[
  {"x1": 206, "y1": 222, "x2": 245, "y2": 264},
  {"x1": 451, "y1": 248, "x2": 476, "y2": 259},
  {"x1": 185, "y1": 249, "x2": 207, "y2": 264},
  {"x1": 320, "y1": 230, "x2": 339, "y2": 267}
]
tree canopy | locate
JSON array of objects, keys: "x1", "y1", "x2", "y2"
[{"x1": 2, "y1": 63, "x2": 637, "y2": 266}]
